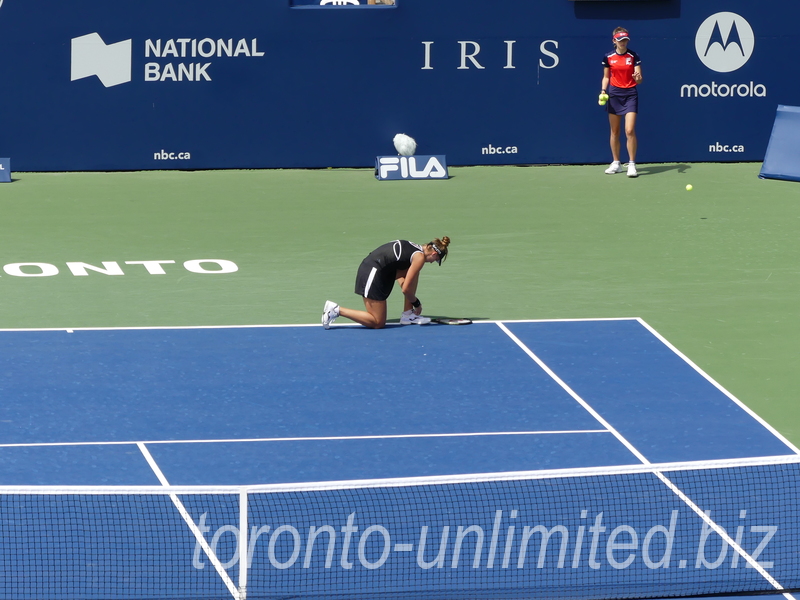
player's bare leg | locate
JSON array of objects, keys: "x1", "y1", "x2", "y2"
[
  {"x1": 338, "y1": 298, "x2": 387, "y2": 329},
  {"x1": 625, "y1": 112, "x2": 638, "y2": 163},
  {"x1": 608, "y1": 114, "x2": 622, "y2": 163},
  {"x1": 624, "y1": 112, "x2": 638, "y2": 177},
  {"x1": 604, "y1": 114, "x2": 623, "y2": 174}
]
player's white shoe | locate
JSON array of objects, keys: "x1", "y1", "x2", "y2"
[
  {"x1": 604, "y1": 161, "x2": 622, "y2": 174},
  {"x1": 322, "y1": 301, "x2": 340, "y2": 329},
  {"x1": 400, "y1": 310, "x2": 431, "y2": 325},
  {"x1": 627, "y1": 163, "x2": 638, "y2": 178}
]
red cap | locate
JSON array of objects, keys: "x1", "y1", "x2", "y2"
[{"x1": 613, "y1": 31, "x2": 630, "y2": 41}]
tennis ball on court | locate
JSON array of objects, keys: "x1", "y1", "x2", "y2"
[{"x1": 686, "y1": 184, "x2": 693, "y2": 191}]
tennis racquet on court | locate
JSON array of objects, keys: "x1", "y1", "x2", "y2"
[{"x1": 431, "y1": 317, "x2": 472, "y2": 325}]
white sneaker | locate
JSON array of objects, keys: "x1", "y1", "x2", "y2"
[
  {"x1": 627, "y1": 163, "x2": 638, "y2": 178},
  {"x1": 400, "y1": 310, "x2": 431, "y2": 325},
  {"x1": 604, "y1": 161, "x2": 621, "y2": 174},
  {"x1": 322, "y1": 300, "x2": 339, "y2": 329}
]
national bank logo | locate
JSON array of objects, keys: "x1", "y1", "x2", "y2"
[
  {"x1": 71, "y1": 33, "x2": 265, "y2": 87},
  {"x1": 71, "y1": 33, "x2": 133, "y2": 88},
  {"x1": 695, "y1": 12, "x2": 754, "y2": 73}
]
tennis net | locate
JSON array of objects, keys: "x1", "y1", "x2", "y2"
[{"x1": 2, "y1": 455, "x2": 799, "y2": 600}]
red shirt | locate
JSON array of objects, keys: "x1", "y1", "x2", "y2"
[{"x1": 602, "y1": 50, "x2": 641, "y2": 89}]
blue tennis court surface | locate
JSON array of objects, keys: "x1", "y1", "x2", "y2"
[
  {"x1": 1, "y1": 318, "x2": 794, "y2": 486},
  {"x1": 1, "y1": 318, "x2": 798, "y2": 600}
]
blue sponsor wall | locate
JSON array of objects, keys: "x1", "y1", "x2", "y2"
[{"x1": 0, "y1": 0, "x2": 797, "y2": 171}]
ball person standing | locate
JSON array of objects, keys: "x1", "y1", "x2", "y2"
[{"x1": 600, "y1": 28, "x2": 642, "y2": 178}]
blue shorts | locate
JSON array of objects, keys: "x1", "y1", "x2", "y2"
[{"x1": 607, "y1": 85, "x2": 638, "y2": 116}]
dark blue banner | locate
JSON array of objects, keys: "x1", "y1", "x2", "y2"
[{"x1": 0, "y1": 0, "x2": 796, "y2": 170}]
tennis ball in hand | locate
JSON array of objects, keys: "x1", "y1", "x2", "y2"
[
  {"x1": 598, "y1": 93, "x2": 609, "y2": 106},
  {"x1": 686, "y1": 184, "x2": 693, "y2": 191}
]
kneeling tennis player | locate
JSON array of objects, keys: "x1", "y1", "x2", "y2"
[{"x1": 322, "y1": 237, "x2": 450, "y2": 329}]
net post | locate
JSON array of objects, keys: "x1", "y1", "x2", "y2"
[{"x1": 238, "y1": 488, "x2": 248, "y2": 600}]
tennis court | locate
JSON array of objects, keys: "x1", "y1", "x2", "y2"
[
  {"x1": 1, "y1": 162, "x2": 799, "y2": 599},
  {"x1": 1, "y1": 317, "x2": 799, "y2": 599},
  {"x1": 1, "y1": 318, "x2": 794, "y2": 481}
]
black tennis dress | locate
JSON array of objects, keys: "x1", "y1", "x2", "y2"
[{"x1": 354, "y1": 240, "x2": 424, "y2": 301}]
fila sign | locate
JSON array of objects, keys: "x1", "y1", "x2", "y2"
[{"x1": 375, "y1": 156, "x2": 449, "y2": 181}]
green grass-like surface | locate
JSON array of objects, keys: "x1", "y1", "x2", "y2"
[{"x1": 1, "y1": 163, "x2": 799, "y2": 444}]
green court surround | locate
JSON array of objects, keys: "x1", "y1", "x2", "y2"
[{"x1": 1, "y1": 163, "x2": 798, "y2": 445}]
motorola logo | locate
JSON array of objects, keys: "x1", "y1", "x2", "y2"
[
  {"x1": 695, "y1": 12, "x2": 755, "y2": 73},
  {"x1": 682, "y1": 12, "x2": 765, "y2": 99}
]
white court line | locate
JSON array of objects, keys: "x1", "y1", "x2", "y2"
[
  {"x1": 5, "y1": 454, "x2": 800, "y2": 495},
  {"x1": 137, "y1": 443, "x2": 242, "y2": 600},
  {"x1": 495, "y1": 321, "x2": 795, "y2": 599},
  {"x1": 636, "y1": 317, "x2": 800, "y2": 456},
  {"x1": 496, "y1": 322, "x2": 649, "y2": 464},
  {"x1": 0, "y1": 316, "x2": 638, "y2": 333},
  {"x1": 2, "y1": 318, "x2": 794, "y2": 599},
  {"x1": 0, "y1": 429, "x2": 609, "y2": 448}
]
